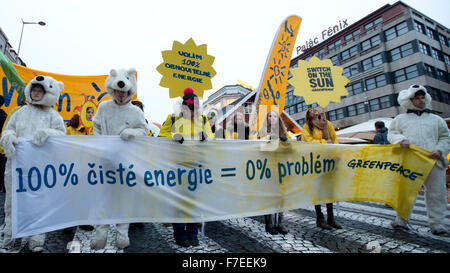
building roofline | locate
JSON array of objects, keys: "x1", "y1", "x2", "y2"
[{"x1": 291, "y1": 1, "x2": 409, "y2": 64}]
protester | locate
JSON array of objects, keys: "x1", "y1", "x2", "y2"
[
  {"x1": 388, "y1": 84, "x2": 450, "y2": 237},
  {"x1": 131, "y1": 100, "x2": 153, "y2": 136},
  {"x1": 159, "y1": 87, "x2": 213, "y2": 247},
  {"x1": 0, "y1": 76, "x2": 66, "y2": 252},
  {"x1": 301, "y1": 108, "x2": 342, "y2": 230},
  {"x1": 0, "y1": 96, "x2": 7, "y2": 193},
  {"x1": 206, "y1": 108, "x2": 224, "y2": 139},
  {"x1": 373, "y1": 121, "x2": 390, "y2": 144},
  {"x1": 90, "y1": 68, "x2": 149, "y2": 250},
  {"x1": 225, "y1": 111, "x2": 254, "y2": 140},
  {"x1": 258, "y1": 110, "x2": 289, "y2": 235}
]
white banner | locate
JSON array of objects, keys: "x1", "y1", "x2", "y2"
[{"x1": 11, "y1": 136, "x2": 433, "y2": 238}]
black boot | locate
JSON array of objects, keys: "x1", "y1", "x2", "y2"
[
  {"x1": 264, "y1": 215, "x2": 279, "y2": 235},
  {"x1": 275, "y1": 213, "x2": 288, "y2": 235},
  {"x1": 315, "y1": 205, "x2": 332, "y2": 230},
  {"x1": 326, "y1": 203, "x2": 342, "y2": 229}
]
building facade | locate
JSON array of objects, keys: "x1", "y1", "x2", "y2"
[
  {"x1": 286, "y1": 1, "x2": 450, "y2": 130},
  {"x1": 0, "y1": 27, "x2": 26, "y2": 66}
]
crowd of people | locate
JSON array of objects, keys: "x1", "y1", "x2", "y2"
[{"x1": 0, "y1": 76, "x2": 448, "y2": 252}]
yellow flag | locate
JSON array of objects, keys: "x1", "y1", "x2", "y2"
[{"x1": 250, "y1": 16, "x2": 302, "y2": 132}]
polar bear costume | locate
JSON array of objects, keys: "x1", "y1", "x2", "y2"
[
  {"x1": 0, "y1": 75, "x2": 66, "y2": 252},
  {"x1": 388, "y1": 84, "x2": 450, "y2": 235},
  {"x1": 90, "y1": 68, "x2": 149, "y2": 250}
]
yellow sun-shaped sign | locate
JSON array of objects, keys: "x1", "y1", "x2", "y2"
[
  {"x1": 156, "y1": 38, "x2": 216, "y2": 98},
  {"x1": 288, "y1": 56, "x2": 349, "y2": 108},
  {"x1": 73, "y1": 94, "x2": 99, "y2": 135}
]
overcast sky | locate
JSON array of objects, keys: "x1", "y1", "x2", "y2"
[{"x1": 0, "y1": 0, "x2": 448, "y2": 124}]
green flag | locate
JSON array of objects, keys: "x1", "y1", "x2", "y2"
[{"x1": 0, "y1": 51, "x2": 26, "y2": 99}]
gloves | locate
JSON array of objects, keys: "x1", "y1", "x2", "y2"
[
  {"x1": 173, "y1": 133, "x2": 184, "y2": 144},
  {"x1": 199, "y1": 132, "x2": 208, "y2": 142},
  {"x1": 32, "y1": 129, "x2": 50, "y2": 146},
  {"x1": 3, "y1": 134, "x2": 18, "y2": 158},
  {"x1": 120, "y1": 128, "x2": 140, "y2": 140}
]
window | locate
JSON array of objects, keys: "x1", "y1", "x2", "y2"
[
  {"x1": 394, "y1": 65, "x2": 419, "y2": 83},
  {"x1": 297, "y1": 119, "x2": 305, "y2": 127},
  {"x1": 365, "y1": 74, "x2": 386, "y2": 91},
  {"x1": 361, "y1": 35, "x2": 381, "y2": 51},
  {"x1": 336, "y1": 108, "x2": 345, "y2": 119},
  {"x1": 431, "y1": 48, "x2": 443, "y2": 61},
  {"x1": 346, "y1": 82, "x2": 363, "y2": 96},
  {"x1": 356, "y1": 102, "x2": 366, "y2": 115},
  {"x1": 362, "y1": 53, "x2": 383, "y2": 71},
  {"x1": 341, "y1": 45, "x2": 358, "y2": 61},
  {"x1": 369, "y1": 99, "x2": 380, "y2": 111},
  {"x1": 380, "y1": 96, "x2": 391, "y2": 109},
  {"x1": 427, "y1": 87, "x2": 440, "y2": 101},
  {"x1": 330, "y1": 55, "x2": 339, "y2": 65},
  {"x1": 385, "y1": 21, "x2": 408, "y2": 41},
  {"x1": 438, "y1": 34, "x2": 448, "y2": 46},
  {"x1": 343, "y1": 63, "x2": 359, "y2": 77},
  {"x1": 437, "y1": 69, "x2": 447, "y2": 82},
  {"x1": 364, "y1": 17, "x2": 383, "y2": 33},
  {"x1": 426, "y1": 27, "x2": 435, "y2": 39},
  {"x1": 441, "y1": 91, "x2": 450, "y2": 104},
  {"x1": 347, "y1": 105, "x2": 356, "y2": 116},
  {"x1": 424, "y1": 64, "x2": 435, "y2": 77},
  {"x1": 390, "y1": 42, "x2": 414, "y2": 61},
  {"x1": 414, "y1": 21, "x2": 425, "y2": 34},
  {"x1": 405, "y1": 65, "x2": 419, "y2": 79},
  {"x1": 445, "y1": 54, "x2": 450, "y2": 65},
  {"x1": 328, "y1": 110, "x2": 336, "y2": 121},
  {"x1": 419, "y1": 42, "x2": 431, "y2": 56},
  {"x1": 345, "y1": 29, "x2": 361, "y2": 42},
  {"x1": 328, "y1": 40, "x2": 342, "y2": 52}
]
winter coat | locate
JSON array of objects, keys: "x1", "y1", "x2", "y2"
[
  {"x1": 373, "y1": 127, "x2": 390, "y2": 144},
  {"x1": 159, "y1": 114, "x2": 214, "y2": 139},
  {"x1": 92, "y1": 100, "x2": 149, "y2": 136},
  {"x1": 388, "y1": 85, "x2": 450, "y2": 168},
  {"x1": 301, "y1": 121, "x2": 339, "y2": 144}
]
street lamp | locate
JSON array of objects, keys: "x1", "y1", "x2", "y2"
[{"x1": 16, "y1": 19, "x2": 46, "y2": 62}]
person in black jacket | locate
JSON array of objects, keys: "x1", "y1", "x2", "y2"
[{"x1": 373, "y1": 121, "x2": 390, "y2": 144}]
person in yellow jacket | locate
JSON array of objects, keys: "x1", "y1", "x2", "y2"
[
  {"x1": 301, "y1": 108, "x2": 342, "y2": 230},
  {"x1": 159, "y1": 87, "x2": 213, "y2": 247},
  {"x1": 258, "y1": 110, "x2": 289, "y2": 235},
  {"x1": 224, "y1": 112, "x2": 256, "y2": 140}
]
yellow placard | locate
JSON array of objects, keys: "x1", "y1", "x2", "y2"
[
  {"x1": 250, "y1": 16, "x2": 302, "y2": 132},
  {"x1": 156, "y1": 38, "x2": 216, "y2": 98},
  {"x1": 289, "y1": 56, "x2": 349, "y2": 108}
]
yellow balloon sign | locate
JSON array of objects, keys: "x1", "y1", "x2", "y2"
[
  {"x1": 289, "y1": 56, "x2": 349, "y2": 108},
  {"x1": 156, "y1": 38, "x2": 216, "y2": 98}
]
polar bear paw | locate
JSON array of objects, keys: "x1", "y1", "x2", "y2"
[
  {"x1": 90, "y1": 234, "x2": 107, "y2": 250},
  {"x1": 116, "y1": 234, "x2": 130, "y2": 249},
  {"x1": 32, "y1": 130, "x2": 50, "y2": 146}
]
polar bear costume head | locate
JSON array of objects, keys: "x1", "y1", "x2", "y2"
[
  {"x1": 24, "y1": 75, "x2": 64, "y2": 106},
  {"x1": 105, "y1": 68, "x2": 137, "y2": 105},
  {"x1": 397, "y1": 84, "x2": 432, "y2": 110}
]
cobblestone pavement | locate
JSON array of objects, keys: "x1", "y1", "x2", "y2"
[{"x1": 0, "y1": 192, "x2": 449, "y2": 253}]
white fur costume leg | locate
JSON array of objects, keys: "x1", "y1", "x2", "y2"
[
  {"x1": 1, "y1": 160, "x2": 12, "y2": 247},
  {"x1": 90, "y1": 225, "x2": 109, "y2": 250},
  {"x1": 423, "y1": 164, "x2": 447, "y2": 232},
  {"x1": 115, "y1": 223, "x2": 130, "y2": 249}
]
